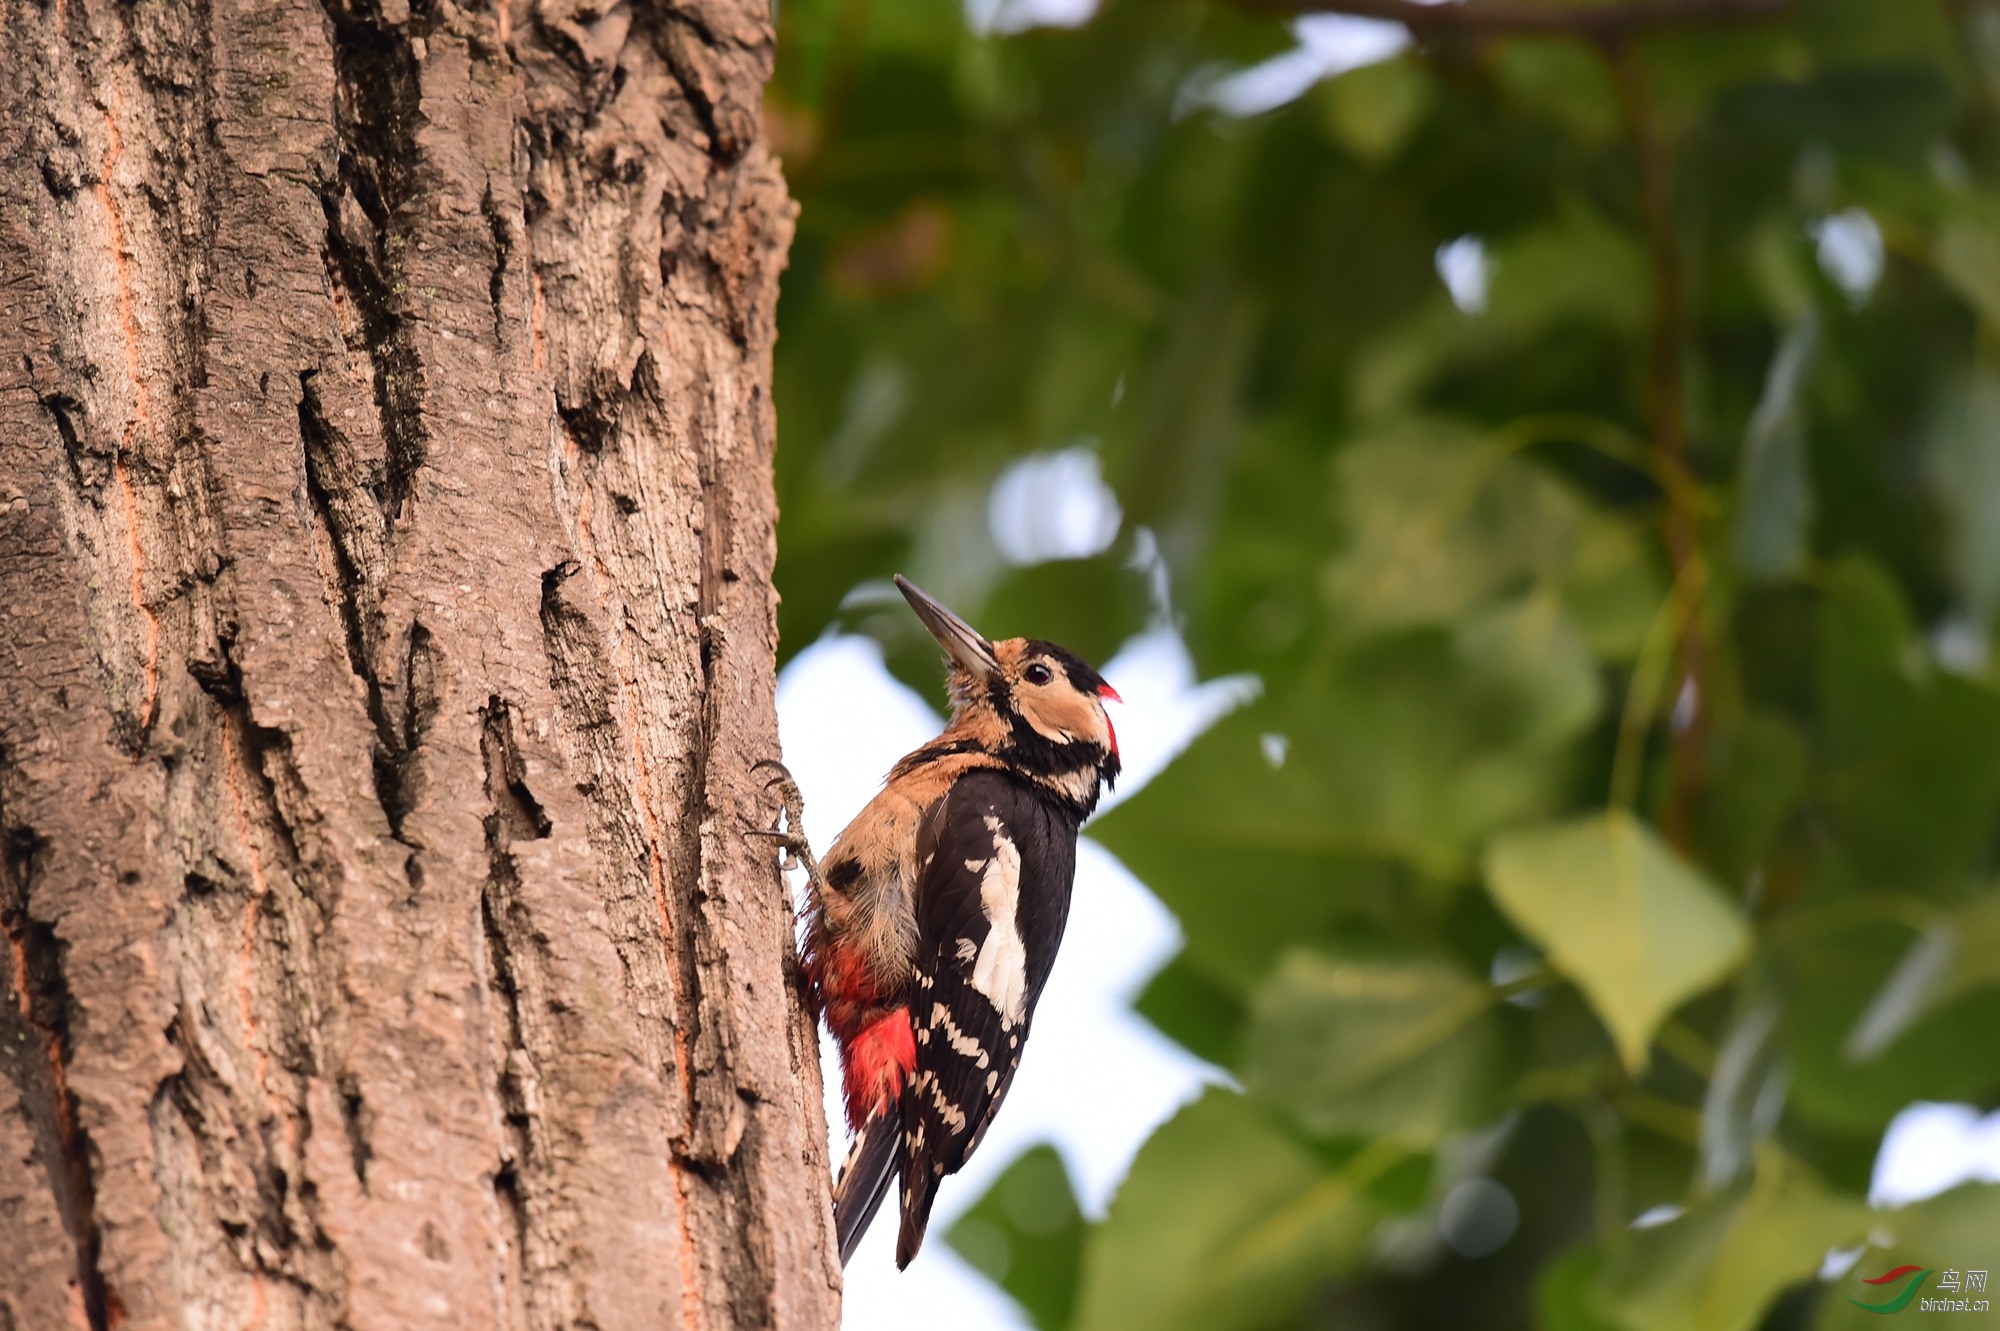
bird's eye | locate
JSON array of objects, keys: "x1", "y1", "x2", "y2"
[{"x1": 1024, "y1": 662, "x2": 1053, "y2": 686}]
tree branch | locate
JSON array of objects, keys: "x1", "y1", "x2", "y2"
[
  {"x1": 1608, "y1": 41, "x2": 1711, "y2": 850},
  {"x1": 1227, "y1": 0, "x2": 1792, "y2": 41}
]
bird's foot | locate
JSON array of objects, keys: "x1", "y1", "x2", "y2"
[{"x1": 748, "y1": 759, "x2": 825, "y2": 895}]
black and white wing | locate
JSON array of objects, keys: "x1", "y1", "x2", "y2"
[{"x1": 895, "y1": 768, "x2": 1078, "y2": 1267}]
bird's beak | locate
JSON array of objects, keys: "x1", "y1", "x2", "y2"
[{"x1": 895, "y1": 575, "x2": 1000, "y2": 680}]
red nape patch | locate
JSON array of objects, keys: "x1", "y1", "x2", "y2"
[{"x1": 842, "y1": 1007, "x2": 915, "y2": 1130}]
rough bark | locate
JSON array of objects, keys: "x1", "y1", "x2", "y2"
[{"x1": 0, "y1": 1, "x2": 839, "y2": 1327}]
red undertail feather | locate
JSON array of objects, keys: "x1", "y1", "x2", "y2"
[
  {"x1": 808, "y1": 943, "x2": 917, "y2": 1129},
  {"x1": 843, "y1": 1007, "x2": 916, "y2": 1130}
]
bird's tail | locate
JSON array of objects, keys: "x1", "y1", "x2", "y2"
[
  {"x1": 833, "y1": 1110, "x2": 899, "y2": 1266},
  {"x1": 896, "y1": 1163, "x2": 944, "y2": 1270}
]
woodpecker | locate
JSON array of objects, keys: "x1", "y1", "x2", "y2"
[{"x1": 774, "y1": 576, "x2": 1121, "y2": 1269}]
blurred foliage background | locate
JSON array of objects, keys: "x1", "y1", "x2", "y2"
[{"x1": 766, "y1": 0, "x2": 2000, "y2": 1326}]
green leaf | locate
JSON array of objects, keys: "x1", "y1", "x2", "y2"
[
  {"x1": 1323, "y1": 419, "x2": 1658, "y2": 654},
  {"x1": 1072, "y1": 1089, "x2": 1389, "y2": 1331},
  {"x1": 1540, "y1": 1245, "x2": 1623, "y2": 1331},
  {"x1": 1243, "y1": 949, "x2": 1501, "y2": 1145},
  {"x1": 1935, "y1": 209, "x2": 2000, "y2": 329},
  {"x1": 1720, "y1": 66, "x2": 1957, "y2": 163},
  {"x1": 1088, "y1": 706, "x2": 1398, "y2": 990},
  {"x1": 1698, "y1": 998, "x2": 1788, "y2": 1189},
  {"x1": 1457, "y1": 593, "x2": 1605, "y2": 750},
  {"x1": 1786, "y1": 915, "x2": 2000, "y2": 1134},
  {"x1": 1132, "y1": 953, "x2": 1247, "y2": 1069},
  {"x1": 1817, "y1": 559, "x2": 2000, "y2": 897},
  {"x1": 1745, "y1": 213, "x2": 1819, "y2": 325},
  {"x1": 1697, "y1": 709, "x2": 1810, "y2": 893},
  {"x1": 1800, "y1": 0, "x2": 1966, "y2": 72},
  {"x1": 1322, "y1": 422, "x2": 1582, "y2": 633},
  {"x1": 947, "y1": 1145, "x2": 1085, "y2": 1331},
  {"x1": 1485, "y1": 812, "x2": 1752, "y2": 1071},
  {"x1": 1092, "y1": 605, "x2": 1600, "y2": 986},
  {"x1": 1596, "y1": 1150, "x2": 1871, "y2": 1331},
  {"x1": 1317, "y1": 57, "x2": 1434, "y2": 163},
  {"x1": 1562, "y1": 506, "x2": 1668, "y2": 662},
  {"x1": 1924, "y1": 368, "x2": 2000, "y2": 623},
  {"x1": 1733, "y1": 311, "x2": 1819, "y2": 580},
  {"x1": 1485, "y1": 204, "x2": 1651, "y2": 341},
  {"x1": 1845, "y1": 889, "x2": 2000, "y2": 1061},
  {"x1": 1493, "y1": 38, "x2": 1622, "y2": 143}
]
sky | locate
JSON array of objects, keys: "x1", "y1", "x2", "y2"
[{"x1": 773, "y1": 447, "x2": 2000, "y2": 1328}]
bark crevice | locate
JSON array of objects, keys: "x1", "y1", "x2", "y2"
[
  {"x1": 318, "y1": 0, "x2": 429, "y2": 529},
  {"x1": 166, "y1": 641, "x2": 353, "y2": 1325},
  {"x1": 297, "y1": 371, "x2": 438, "y2": 855},
  {"x1": 335, "y1": 1073, "x2": 370, "y2": 1194},
  {"x1": 0, "y1": 809, "x2": 114, "y2": 1331},
  {"x1": 481, "y1": 180, "x2": 513, "y2": 350},
  {"x1": 477, "y1": 694, "x2": 584, "y2": 1331}
]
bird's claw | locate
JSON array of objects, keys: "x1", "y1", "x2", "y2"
[
  {"x1": 747, "y1": 759, "x2": 822, "y2": 892},
  {"x1": 753, "y1": 758, "x2": 808, "y2": 829}
]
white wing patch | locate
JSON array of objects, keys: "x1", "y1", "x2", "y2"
[{"x1": 970, "y1": 814, "x2": 1028, "y2": 1025}]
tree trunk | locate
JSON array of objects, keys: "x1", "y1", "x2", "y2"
[{"x1": 0, "y1": 2, "x2": 839, "y2": 1327}]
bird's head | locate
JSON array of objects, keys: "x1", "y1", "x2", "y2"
[{"x1": 895, "y1": 575, "x2": 1122, "y2": 803}]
